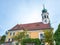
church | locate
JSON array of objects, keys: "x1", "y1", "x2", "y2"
[{"x1": 5, "y1": 6, "x2": 53, "y2": 45}]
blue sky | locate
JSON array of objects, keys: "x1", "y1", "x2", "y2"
[{"x1": 0, "y1": 0, "x2": 60, "y2": 36}]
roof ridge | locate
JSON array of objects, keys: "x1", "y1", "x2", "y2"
[{"x1": 19, "y1": 22, "x2": 42, "y2": 25}]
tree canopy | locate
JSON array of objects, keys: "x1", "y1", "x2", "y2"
[
  {"x1": 13, "y1": 30, "x2": 29, "y2": 45},
  {"x1": 44, "y1": 30, "x2": 54, "y2": 45},
  {"x1": 0, "y1": 35, "x2": 6, "y2": 44},
  {"x1": 54, "y1": 24, "x2": 60, "y2": 45}
]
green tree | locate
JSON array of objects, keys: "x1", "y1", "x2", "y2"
[
  {"x1": 13, "y1": 30, "x2": 28, "y2": 45},
  {"x1": 44, "y1": 30, "x2": 54, "y2": 45},
  {"x1": 54, "y1": 24, "x2": 60, "y2": 45},
  {"x1": 0, "y1": 35, "x2": 6, "y2": 44}
]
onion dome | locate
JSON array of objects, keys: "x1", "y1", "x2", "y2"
[{"x1": 42, "y1": 8, "x2": 47, "y2": 13}]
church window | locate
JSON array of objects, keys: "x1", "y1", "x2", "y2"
[
  {"x1": 42, "y1": 16, "x2": 44, "y2": 19},
  {"x1": 13, "y1": 32, "x2": 15, "y2": 35},
  {"x1": 44, "y1": 15, "x2": 46, "y2": 18},
  {"x1": 26, "y1": 34, "x2": 29, "y2": 38},
  {"x1": 39, "y1": 32, "x2": 44, "y2": 39},
  {"x1": 10, "y1": 32, "x2": 12, "y2": 36},
  {"x1": 39, "y1": 32, "x2": 44, "y2": 40},
  {"x1": 8, "y1": 38, "x2": 10, "y2": 42},
  {"x1": 47, "y1": 16, "x2": 48, "y2": 18},
  {"x1": 40, "y1": 34, "x2": 44, "y2": 39},
  {"x1": 26, "y1": 33, "x2": 30, "y2": 39},
  {"x1": 12, "y1": 38, "x2": 14, "y2": 41}
]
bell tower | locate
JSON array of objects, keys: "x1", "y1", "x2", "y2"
[{"x1": 41, "y1": 5, "x2": 50, "y2": 24}]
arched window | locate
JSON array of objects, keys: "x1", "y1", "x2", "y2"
[
  {"x1": 42, "y1": 16, "x2": 44, "y2": 19},
  {"x1": 8, "y1": 38, "x2": 10, "y2": 42},
  {"x1": 39, "y1": 32, "x2": 44, "y2": 39},
  {"x1": 40, "y1": 33, "x2": 44, "y2": 39},
  {"x1": 44, "y1": 15, "x2": 46, "y2": 18},
  {"x1": 10, "y1": 33, "x2": 12, "y2": 36},
  {"x1": 12, "y1": 38, "x2": 14, "y2": 41},
  {"x1": 47, "y1": 16, "x2": 48, "y2": 18},
  {"x1": 13, "y1": 32, "x2": 15, "y2": 35}
]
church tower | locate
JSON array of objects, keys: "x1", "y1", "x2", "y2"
[{"x1": 41, "y1": 5, "x2": 50, "y2": 24}]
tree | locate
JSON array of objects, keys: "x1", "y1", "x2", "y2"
[
  {"x1": 44, "y1": 30, "x2": 54, "y2": 45},
  {"x1": 0, "y1": 35, "x2": 6, "y2": 44},
  {"x1": 54, "y1": 24, "x2": 60, "y2": 45},
  {"x1": 13, "y1": 30, "x2": 28, "y2": 45}
]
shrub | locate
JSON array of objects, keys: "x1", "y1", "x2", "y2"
[{"x1": 21, "y1": 38, "x2": 41, "y2": 45}]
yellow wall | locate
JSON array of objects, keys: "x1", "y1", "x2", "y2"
[
  {"x1": 5, "y1": 29, "x2": 53, "y2": 42},
  {"x1": 5, "y1": 30, "x2": 21, "y2": 42},
  {"x1": 30, "y1": 32, "x2": 39, "y2": 38}
]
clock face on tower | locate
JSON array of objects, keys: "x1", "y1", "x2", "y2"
[{"x1": 43, "y1": 19, "x2": 49, "y2": 24}]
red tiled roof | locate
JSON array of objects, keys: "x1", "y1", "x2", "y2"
[{"x1": 9, "y1": 22, "x2": 51, "y2": 31}]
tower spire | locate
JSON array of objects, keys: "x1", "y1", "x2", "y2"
[
  {"x1": 42, "y1": 4, "x2": 47, "y2": 13},
  {"x1": 43, "y1": 4, "x2": 45, "y2": 9}
]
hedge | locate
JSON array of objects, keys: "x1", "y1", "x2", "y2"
[{"x1": 21, "y1": 38, "x2": 41, "y2": 45}]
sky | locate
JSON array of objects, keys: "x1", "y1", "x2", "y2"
[{"x1": 0, "y1": 0, "x2": 60, "y2": 36}]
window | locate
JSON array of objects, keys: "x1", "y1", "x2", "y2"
[
  {"x1": 47, "y1": 16, "x2": 48, "y2": 18},
  {"x1": 26, "y1": 34, "x2": 29, "y2": 38},
  {"x1": 12, "y1": 38, "x2": 14, "y2": 41},
  {"x1": 39, "y1": 33, "x2": 44, "y2": 39},
  {"x1": 40, "y1": 34, "x2": 44, "y2": 39},
  {"x1": 42, "y1": 16, "x2": 44, "y2": 19},
  {"x1": 6, "y1": 31, "x2": 8, "y2": 35},
  {"x1": 8, "y1": 38, "x2": 10, "y2": 42},
  {"x1": 13, "y1": 32, "x2": 15, "y2": 35},
  {"x1": 10, "y1": 32, "x2": 12, "y2": 36},
  {"x1": 44, "y1": 15, "x2": 46, "y2": 18}
]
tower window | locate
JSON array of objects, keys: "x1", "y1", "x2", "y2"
[
  {"x1": 47, "y1": 16, "x2": 48, "y2": 18},
  {"x1": 42, "y1": 16, "x2": 44, "y2": 19},
  {"x1": 44, "y1": 15, "x2": 46, "y2": 18}
]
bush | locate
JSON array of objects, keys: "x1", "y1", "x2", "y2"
[{"x1": 21, "y1": 38, "x2": 41, "y2": 45}]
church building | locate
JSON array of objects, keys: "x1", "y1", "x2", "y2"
[{"x1": 5, "y1": 6, "x2": 53, "y2": 45}]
